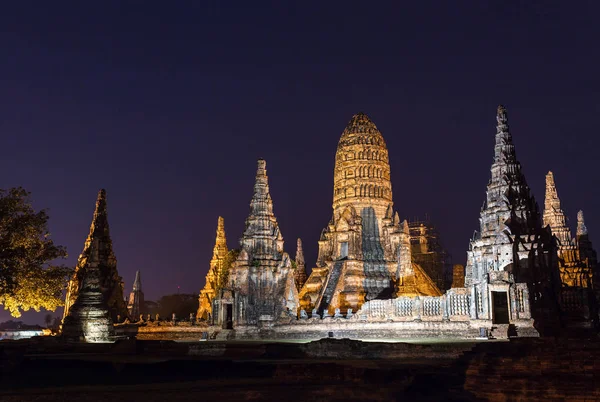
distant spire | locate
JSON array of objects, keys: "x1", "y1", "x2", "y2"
[
  {"x1": 213, "y1": 216, "x2": 228, "y2": 281},
  {"x1": 543, "y1": 171, "x2": 572, "y2": 246},
  {"x1": 132, "y1": 270, "x2": 142, "y2": 292},
  {"x1": 295, "y1": 238, "x2": 305, "y2": 266},
  {"x1": 197, "y1": 216, "x2": 229, "y2": 321},
  {"x1": 294, "y1": 238, "x2": 307, "y2": 291},
  {"x1": 127, "y1": 270, "x2": 145, "y2": 319},
  {"x1": 577, "y1": 210, "x2": 588, "y2": 236}
]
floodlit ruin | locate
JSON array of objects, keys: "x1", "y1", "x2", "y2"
[{"x1": 64, "y1": 106, "x2": 598, "y2": 342}]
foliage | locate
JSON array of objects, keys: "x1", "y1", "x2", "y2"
[
  {"x1": 218, "y1": 249, "x2": 240, "y2": 289},
  {"x1": 156, "y1": 293, "x2": 199, "y2": 319},
  {"x1": 0, "y1": 187, "x2": 71, "y2": 317}
]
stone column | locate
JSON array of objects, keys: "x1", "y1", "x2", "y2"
[{"x1": 470, "y1": 286, "x2": 477, "y2": 319}]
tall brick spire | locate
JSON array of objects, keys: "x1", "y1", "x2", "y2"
[
  {"x1": 543, "y1": 171, "x2": 573, "y2": 246},
  {"x1": 294, "y1": 238, "x2": 307, "y2": 291},
  {"x1": 466, "y1": 105, "x2": 546, "y2": 291},
  {"x1": 63, "y1": 189, "x2": 128, "y2": 322},
  {"x1": 481, "y1": 105, "x2": 541, "y2": 239},
  {"x1": 197, "y1": 216, "x2": 229, "y2": 320},
  {"x1": 61, "y1": 239, "x2": 115, "y2": 342},
  {"x1": 240, "y1": 159, "x2": 284, "y2": 259}
]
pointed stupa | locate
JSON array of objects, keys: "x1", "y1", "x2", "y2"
[
  {"x1": 543, "y1": 171, "x2": 573, "y2": 246},
  {"x1": 127, "y1": 270, "x2": 144, "y2": 319},
  {"x1": 61, "y1": 239, "x2": 115, "y2": 342},
  {"x1": 294, "y1": 238, "x2": 307, "y2": 291},
  {"x1": 481, "y1": 105, "x2": 541, "y2": 238},
  {"x1": 197, "y1": 216, "x2": 229, "y2": 320},
  {"x1": 240, "y1": 159, "x2": 284, "y2": 259},
  {"x1": 63, "y1": 189, "x2": 128, "y2": 322},
  {"x1": 465, "y1": 105, "x2": 546, "y2": 290}
]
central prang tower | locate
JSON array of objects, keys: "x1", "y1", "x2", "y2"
[
  {"x1": 332, "y1": 113, "x2": 393, "y2": 221},
  {"x1": 300, "y1": 113, "x2": 441, "y2": 316}
]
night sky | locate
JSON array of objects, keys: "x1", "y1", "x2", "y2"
[{"x1": 1, "y1": 2, "x2": 599, "y2": 324}]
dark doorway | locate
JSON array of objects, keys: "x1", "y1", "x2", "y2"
[
  {"x1": 492, "y1": 291, "x2": 510, "y2": 324},
  {"x1": 223, "y1": 304, "x2": 233, "y2": 329}
]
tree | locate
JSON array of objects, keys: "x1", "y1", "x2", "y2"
[
  {"x1": 156, "y1": 294, "x2": 199, "y2": 319},
  {"x1": 0, "y1": 187, "x2": 71, "y2": 317}
]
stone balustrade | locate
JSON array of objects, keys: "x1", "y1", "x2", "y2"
[{"x1": 299, "y1": 288, "x2": 472, "y2": 322}]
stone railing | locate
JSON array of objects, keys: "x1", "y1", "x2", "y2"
[{"x1": 298, "y1": 288, "x2": 472, "y2": 322}]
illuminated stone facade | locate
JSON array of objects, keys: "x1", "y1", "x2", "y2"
[
  {"x1": 212, "y1": 160, "x2": 299, "y2": 328},
  {"x1": 127, "y1": 270, "x2": 144, "y2": 320},
  {"x1": 197, "y1": 217, "x2": 228, "y2": 321},
  {"x1": 184, "y1": 105, "x2": 596, "y2": 340},
  {"x1": 543, "y1": 174, "x2": 598, "y2": 325},
  {"x1": 62, "y1": 239, "x2": 115, "y2": 343},
  {"x1": 543, "y1": 172, "x2": 594, "y2": 288},
  {"x1": 299, "y1": 113, "x2": 441, "y2": 316},
  {"x1": 465, "y1": 106, "x2": 556, "y2": 329},
  {"x1": 63, "y1": 189, "x2": 128, "y2": 323}
]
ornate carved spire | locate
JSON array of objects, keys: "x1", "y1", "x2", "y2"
[
  {"x1": 127, "y1": 270, "x2": 144, "y2": 319},
  {"x1": 294, "y1": 238, "x2": 307, "y2": 291},
  {"x1": 465, "y1": 105, "x2": 545, "y2": 289},
  {"x1": 543, "y1": 171, "x2": 572, "y2": 246},
  {"x1": 494, "y1": 105, "x2": 516, "y2": 163},
  {"x1": 481, "y1": 105, "x2": 540, "y2": 238},
  {"x1": 61, "y1": 239, "x2": 115, "y2": 342},
  {"x1": 63, "y1": 189, "x2": 128, "y2": 322},
  {"x1": 213, "y1": 216, "x2": 228, "y2": 286},
  {"x1": 197, "y1": 216, "x2": 229, "y2": 321},
  {"x1": 240, "y1": 159, "x2": 284, "y2": 259},
  {"x1": 577, "y1": 210, "x2": 588, "y2": 237}
]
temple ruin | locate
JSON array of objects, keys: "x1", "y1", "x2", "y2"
[
  {"x1": 127, "y1": 270, "x2": 144, "y2": 320},
  {"x1": 62, "y1": 239, "x2": 116, "y2": 342},
  {"x1": 299, "y1": 113, "x2": 442, "y2": 317},
  {"x1": 197, "y1": 216, "x2": 229, "y2": 321},
  {"x1": 63, "y1": 189, "x2": 128, "y2": 323},
  {"x1": 95, "y1": 106, "x2": 597, "y2": 343},
  {"x1": 543, "y1": 171, "x2": 598, "y2": 326}
]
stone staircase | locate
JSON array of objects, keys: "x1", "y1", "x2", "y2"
[{"x1": 317, "y1": 260, "x2": 344, "y2": 314}]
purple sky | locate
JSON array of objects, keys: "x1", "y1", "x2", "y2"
[{"x1": 1, "y1": 2, "x2": 599, "y2": 324}]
